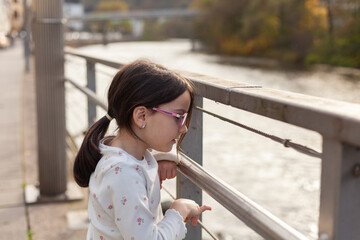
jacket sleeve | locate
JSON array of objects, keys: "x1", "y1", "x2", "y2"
[
  {"x1": 101, "y1": 163, "x2": 186, "y2": 240},
  {"x1": 151, "y1": 148, "x2": 182, "y2": 164}
]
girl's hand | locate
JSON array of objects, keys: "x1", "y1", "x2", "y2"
[
  {"x1": 158, "y1": 160, "x2": 177, "y2": 188},
  {"x1": 170, "y1": 199, "x2": 212, "y2": 226}
]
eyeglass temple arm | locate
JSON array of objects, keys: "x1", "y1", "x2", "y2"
[{"x1": 153, "y1": 108, "x2": 183, "y2": 118}]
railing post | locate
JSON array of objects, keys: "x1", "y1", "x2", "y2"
[
  {"x1": 86, "y1": 60, "x2": 96, "y2": 127},
  {"x1": 102, "y1": 21, "x2": 108, "y2": 46},
  {"x1": 318, "y1": 138, "x2": 360, "y2": 240},
  {"x1": 178, "y1": 95, "x2": 203, "y2": 240},
  {"x1": 32, "y1": 0, "x2": 67, "y2": 196},
  {"x1": 23, "y1": 0, "x2": 31, "y2": 72}
]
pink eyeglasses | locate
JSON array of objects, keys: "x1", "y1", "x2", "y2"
[{"x1": 152, "y1": 107, "x2": 188, "y2": 127}]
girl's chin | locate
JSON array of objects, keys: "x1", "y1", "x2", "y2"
[{"x1": 153, "y1": 144, "x2": 173, "y2": 153}]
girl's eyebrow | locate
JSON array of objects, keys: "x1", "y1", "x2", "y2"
[{"x1": 172, "y1": 108, "x2": 187, "y2": 114}]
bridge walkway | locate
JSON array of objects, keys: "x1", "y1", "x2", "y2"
[{"x1": 0, "y1": 41, "x2": 88, "y2": 239}]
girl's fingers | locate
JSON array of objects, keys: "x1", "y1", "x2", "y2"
[
  {"x1": 166, "y1": 164, "x2": 176, "y2": 179},
  {"x1": 169, "y1": 167, "x2": 173, "y2": 178},
  {"x1": 166, "y1": 169, "x2": 172, "y2": 179},
  {"x1": 158, "y1": 165, "x2": 177, "y2": 181},
  {"x1": 172, "y1": 168, "x2": 177, "y2": 178},
  {"x1": 162, "y1": 168, "x2": 176, "y2": 180},
  {"x1": 160, "y1": 169, "x2": 168, "y2": 181},
  {"x1": 161, "y1": 171, "x2": 166, "y2": 181},
  {"x1": 199, "y1": 205, "x2": 212, "y2": 213},
  {"x1": 184, "y1": 205, "x2": 211, "y2": 225},
  {"x1": 158, "y1": 161, "x2": 177, "y2": 181},
  {"x1": 191, "y1": 215, "x2": 199, "y2": 226}
]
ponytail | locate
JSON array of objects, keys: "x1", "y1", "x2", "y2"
[{"x1": 73, "y1": 116, "x2": 110, "y2": 187}]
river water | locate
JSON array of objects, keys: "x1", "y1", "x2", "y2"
[{"x1": 65, "y1": 39, "x2": 360, "y2": 240}]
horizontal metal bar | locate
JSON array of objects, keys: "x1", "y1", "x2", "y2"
[
  {"x1": 65, "y1": 47, "x2": 123, "y2": 69},
  {"x1": 63, "y1": 48, "x2": 360, "y2": 146},
  {"x1": 65, "y1": 9, "x2": 200, "y2": 22},
  {"x1": 196, "y1": 106, "x2": 322, "y2": 158},
  {"x1": 35, "y1": 18, "x2": 67, "y2": 24},
  {"x1": 178, "y1": 153, "x2": 309, "y2": 240},
  {"x1": 65, "y1": 78, "x2": 107, "y2": 110},
  {"x1": 181, "y1": 71, "x2": 360, "y2": 146}
]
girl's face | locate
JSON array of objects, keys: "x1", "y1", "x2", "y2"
[{"x1": 144, "y1": 90, "x2": 191, "y2": 152}]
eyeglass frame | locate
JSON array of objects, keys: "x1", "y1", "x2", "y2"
[{"x1": 152, "y1": 107, "x2": 188, "y2": 127}]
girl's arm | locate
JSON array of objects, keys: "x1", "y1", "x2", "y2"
[
  {"x1": 152, "y1": 149, "x2": 181, "y2": 187},
  {"x1": 153, "y1": 151, "x2": 212, "y2": 224},
  {"x1": 170, "y1": 199, "x2": 212, "y2": 226},
  {"x1": 152, "y1": 149, "x2": 181, "y2": 164},
  {"x1": 157, "y1": 160, "x2": 177, "y2": 188}
]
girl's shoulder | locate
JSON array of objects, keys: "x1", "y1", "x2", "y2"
[
  {"x1": 98, "y1": 137, "x2": 132, "y2": 162},
  {"x1": 92, "y1": 149, "x2": 140, "y2": 188},
  {"x1": 98, "y1": 144, "x2": 134, "y2": 171},
  {"x1": 97, "y1": 137, "x2": 156, "y2": 175}
]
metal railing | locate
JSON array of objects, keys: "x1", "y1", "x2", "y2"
[
  {"x1": 64, "y1": 47, "x2": 360, "y2": 240},
  {"x1": 63, "y1": 9, "x2": 200, "y2": 47}
]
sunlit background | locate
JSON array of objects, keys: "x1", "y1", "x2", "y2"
[{"x1": 1, "y1": 0, "x2": 359, "y2": 239}]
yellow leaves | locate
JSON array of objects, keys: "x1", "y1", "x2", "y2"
[
  {"x1": 301, "y1": 0, "x2": 327, "y2": 30},
  {"x1": 220, "y1": 35, "x2": 273, "y2": 56},
  {"x1": 260, "y1": 16, "x2": 280, "y2": 39},
  {"x1": 194, "y1": 0, "x2": 359, "y2": 67},
  {"x1": 95, "y1": 0, "x2": 128, "y2": 12},
  {"x1": 220, "y1": 37, "x2": 244, "y2": 55},
  {"x1": 191, "y1": 0, "x2": 216, "y2": 9}
]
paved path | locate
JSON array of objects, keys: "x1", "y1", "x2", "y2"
[
  {"x1": 0, "y1": 41, "x2": 28, "y2": 239},
  {"x1": 0, "y1": 41, "x2": 88, "y2": 239}
]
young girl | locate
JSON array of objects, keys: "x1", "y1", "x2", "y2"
[{"x1": 73, "y1": 59, "x2": 211, "y2": 240}]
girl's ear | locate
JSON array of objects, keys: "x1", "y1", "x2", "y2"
[{"x1": 133, "y1": 106, "x2": 148, "y2": 129}]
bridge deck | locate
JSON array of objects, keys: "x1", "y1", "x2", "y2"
[
  {"x1": 0, "y1": 41, "x2": 87, "y2": 239},
  {"x1": 0, "y1": 41, "x2": 28, "y2": 239}
]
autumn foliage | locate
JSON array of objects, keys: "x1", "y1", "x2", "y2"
[{"x1": 192, "y1": 0, "x2": 360, "y2": 67}]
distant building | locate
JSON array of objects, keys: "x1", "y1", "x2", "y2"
[
  {"x1": 64, "y1": 0, "x2": 84, "y2": 31},
  {"x1": 0, "y1": 0, "x2": 23, "y2": 34},
  {"x1": 0, "y1": 0, "x2": 11, "y2": 35},
  {"x1": 9, "y1": 0, "x2": 24, "y2": 32}
]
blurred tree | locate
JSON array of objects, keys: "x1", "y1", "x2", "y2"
[
  {"x1": 237, "y1": 0, "x2": 280, "y2": 55},
  {"x1": 308, "y1": 0, "x2": 360, "y2": 67},
  {"x1": 192, "y1": 0, "x2": 330, "y2": 64},
  {"x1": 95, "y1": 0, "x2": 129, "y2": 12},
  {"x1": 191, "y1": 0, "x2": 250, "y2": 53},
  {"x1": 141, "y1": 19, "x2": 165, "y2": 40},
  {"x1": 162, "y1": 18, "x2": 194, "y2": 38},
  {"x1": 276, "y1": 0, "x2": 327, "y2": 62},
  {"x1": 84, "y1": 0, "x2": 101, "y2": 12},
  {"x1": 89, "y1": 1, "x2": 130, "y2": 35}
]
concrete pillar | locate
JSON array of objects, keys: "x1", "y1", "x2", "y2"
[{"x1": 32, "y1": 0, "x2": 67, "y2": 196}]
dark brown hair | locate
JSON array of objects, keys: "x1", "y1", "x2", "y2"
[{"x1": 73, "y1": 59, "x2": 195, "y2": 187}]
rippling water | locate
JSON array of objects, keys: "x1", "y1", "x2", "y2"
[{"x1": 65, "y1": 39, "x2": 360, "y2": 240}]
